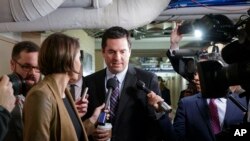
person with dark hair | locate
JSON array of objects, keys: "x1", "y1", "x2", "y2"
[
  {"x1": 179, "y1": 72, "x2": 200, "y2": 101},
  {"x1": 23, "y1": 33, "x2": 103, "y2": 141},
  {"x1": 4, "y1": 41, "x2": 41, "y2": 141},
  {"x1": 166, "y1": 24, "x2": 201, "y2": 101},
  {"x1": 0, "y1": 75, "x2": 15, "y2": 141},
  {"x1": 10, "y1": 41, "x2": 41, "y2": 92},
  {"x1": 83, "y1": 26, "x2": 174, "y2": 141}
]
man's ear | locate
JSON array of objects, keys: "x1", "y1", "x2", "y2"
[{"x1": 10, "y1": 59, "x2": 15, "y2": 71}]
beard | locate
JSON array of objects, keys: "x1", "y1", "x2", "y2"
[{"x1": 24, "y1": 74, "x2": 38, "y2": 92}]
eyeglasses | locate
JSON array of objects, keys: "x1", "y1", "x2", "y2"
[{"x1": 14, "y1": 60, "x2": 40, "y2": 73}]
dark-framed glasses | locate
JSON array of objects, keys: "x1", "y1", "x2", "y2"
[{"x1": 14, "y1": 60, "x2": 40, "y2": 73}]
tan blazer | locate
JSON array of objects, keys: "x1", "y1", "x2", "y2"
[{"x1": 23, "y1": 75, "x2": 93, "y2": 141}]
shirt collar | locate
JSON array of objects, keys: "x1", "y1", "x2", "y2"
[
  {"x1": 207, "y1": 97, "x2": 227, "y2": 103},
  {"x1": 106, "y1": 66, "x2": 128, "y2": 84}
]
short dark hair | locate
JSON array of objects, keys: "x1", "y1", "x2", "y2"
[
  {"x1": 158, "y1": 76, "x2": 165, "y2": 82},
  {"x1": 39, "y1": 33, "x2": 80, "y2": 75},
  {"x1": 11, "y1": 41, "x2": 39, "y2": 60},
  {"x1": 101, "y1": 26, "x2": 131, "y2": 49}
]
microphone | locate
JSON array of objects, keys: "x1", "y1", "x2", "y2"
[
  {"x1": 136, "y1": 80, "x2": 172, "y2": 113},
  {"x1": 228, "y1": 94, "x2": 247, "y2": 112},
  {"x1": 98, "y1": 77, "x2": 118, "y2": 125}
]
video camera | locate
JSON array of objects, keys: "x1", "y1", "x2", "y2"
[
  {"x1": 178, "y1": 14, "x2": 236, "y2": 43},
  {"x1": 7, "y1": 73, "x2": 26, "y2": 95},
  {"x1": 175, "y1": 12, "x2": 250, "y2": 139},
  {"x1": 176, "y1": 12, "x2": 250, "y2": 98},
  {"x1": 197, "y1": 15, "x2": 250, "y2": 98}
]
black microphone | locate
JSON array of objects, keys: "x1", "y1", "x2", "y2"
[
  {"x1": 136, "y1": 80, "x2": 172, "y2": 113},
  {"x1": 228, "y1": 94, "x2": 247, "y2": 112},
  {"x1": 98, "y1": 77, "x2": 118, "y2": 125}
]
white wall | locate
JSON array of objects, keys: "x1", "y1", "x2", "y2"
[
  {"x1": 0, "y1": 34, "x2": 19, "y2": 76},
  {"x1": 62, "y1": 30, "x2": 96, "y2": 76}
]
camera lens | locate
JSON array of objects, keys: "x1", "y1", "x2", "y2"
[{"x1": 7, "y1": 73, "x2": 26, "y2": 95}]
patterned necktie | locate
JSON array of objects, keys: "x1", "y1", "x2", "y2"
[
  {"x1": 110, "y1": 76, "x2": 119, "y2": 122},
  {"x1": 209, "y1": 99, "x2": 221, "y2": 134}
]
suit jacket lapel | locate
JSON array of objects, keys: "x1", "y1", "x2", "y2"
[
  {"x1": 98, "y1": 69, "x2": 107, "y2": 104},
  {"x1": 196, "y1": 94, "x2": 214, "y2": 138},
  {"x1": 115, "y1": 66, "x2": 137, "y2": 124}
]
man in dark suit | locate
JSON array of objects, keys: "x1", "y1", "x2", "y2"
[
  {"x1": 174, "y1": 93, "x2": 247, "y2": 141},
  {"x1": 83, "y1": 26, "x2": 174, "y2": 141}
]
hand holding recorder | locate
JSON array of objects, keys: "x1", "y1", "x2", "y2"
[{"x1": 75, "y1": 87, "x2": 89, "y2": 117}]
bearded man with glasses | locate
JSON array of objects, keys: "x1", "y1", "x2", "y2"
[{"x1": 4, "y1": 41, "x2": 40, "y2": 141}]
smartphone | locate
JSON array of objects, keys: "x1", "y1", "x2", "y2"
[{"x1": 81, "y1": 87, "x2": 88, "y2": 99}]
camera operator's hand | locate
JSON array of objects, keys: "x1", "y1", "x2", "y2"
[
  {"x1": 170, "y1": 25, "x2": 183, "y2": 50},
  {"x1": 0, "y1": 75, "x2": 16, "y2": 112}
]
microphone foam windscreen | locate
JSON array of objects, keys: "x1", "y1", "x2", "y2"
[{"x1": 107, "y1": 78, "x2": 118, "y2": 90}]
